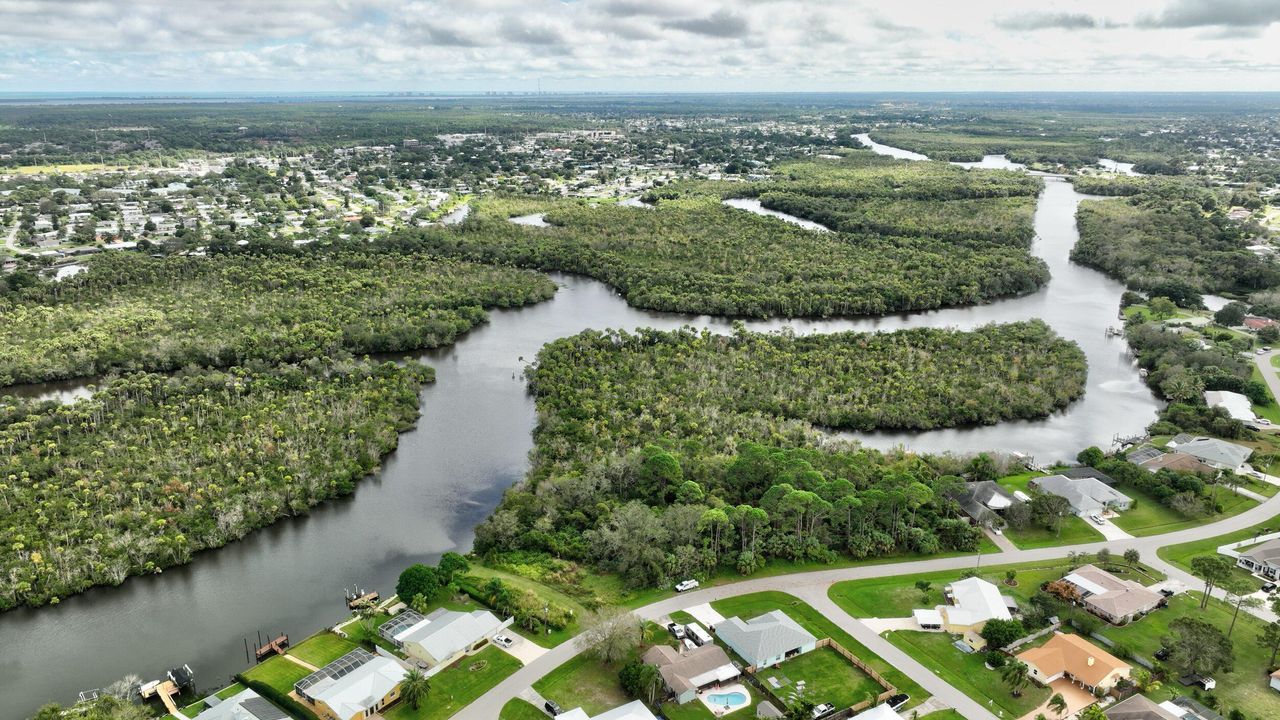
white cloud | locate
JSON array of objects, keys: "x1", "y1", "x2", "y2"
[{"x1": 0, "y1": 0, "x2": 1276, "y2": 91}]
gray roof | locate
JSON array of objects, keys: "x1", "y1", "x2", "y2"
[
  {"x1": 1104, "y1": 694, "x2": 1181, "y2": 720},
  {"x1": 1171, "y1": 696, "x2": 1225, "y2": 720},
  {"x1": 1058, "y1": 467, "x2": 1117, "y2": 485},
  {"x1": 716, "y1": 610, "x2": 816, "y2": 667},
  {"x1": 193, "y1": 689, "x2": 288, "y2": 720},
  {"x1": 1173, "y1": 437, "x2": 1253, "y2": 469},
  {"x1": 1029, "y1": 475, "x2": 1131, "y2": 514},
  {"x1": 951, "y1": 481, "x2": 1019, "y2": 525},
  {"x1": 1125, "y1": 446, "x2": 1165, "y2": 466},
  {"x1": 1239, "y1": 538, "x2": 1280, "y2": 566}
]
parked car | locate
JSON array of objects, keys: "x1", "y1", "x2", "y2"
[
  {"x1": 545, "y1": 700, "x2": 562, "y2": 716},
  {"x1": 1258, "y1": 349, "x2": 1267, "y2": 355},
  {"x1": 675, "y1": 579, "x2": 700, "y2": 592},
  {"x1": 1263, "y1": 582, "x2": 1278, "y2": 593},
  {"x1": 667, "y1": 622, "x2": 687, "y2": 640},
  {"x1": 1266, "y1": 346, "x2": 1273, "y2": 351},
  {"x1": 1260, "y1": 418, "x2": 1273, "y2": 426},
  {"x1": 1159, "y1": 588, "x2": 1176, "y2": 597},
  {"x1": 1089, "y1": 514, "x2": 1107, "y2": 526},
  {"x1": 493, "y1": 634, "x2": 514, "y2": 648},
  {"x1": 886, "y1": 694, "x2": 909, "y2": 710},
  {"x1": 1154, "y1": 647, "x2": 1171, "y2": 661},
  {"x1": 811, "y1": 703, "x2": 835, "y2": 718}
]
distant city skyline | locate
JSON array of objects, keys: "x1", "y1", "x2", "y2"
[{"x1": 1, "y1": 0, "x2": 1280, "y2": 93}]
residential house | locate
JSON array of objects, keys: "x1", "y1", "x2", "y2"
[
  {"x1": 715, "y1": 610, "x2": 817, "y2": 669},
  {"x1": 1235, "y1": 537, "x2": 1280, "y2": 579},
  {"x1": 951, "y1": 481, "x2": 1020, "y2": 528},
  {"x1": 377, "y1": 607, "x2": 511, "y2": 669},
  {"x1": 642, "y1": 643, "x2": 740, "y2": 704},
  {"x1": 1104, "y1": 694, "x2": 1183, "y2": 720},
  {"x1": 1060, "y1": 564, "x2": 1162, "y2": 624},
  {"x1": 294, "y1": 649, "x2": 406, "y2": 720},
  {"x1": 852, "y1": 705, "x2": 904, "y2": 720},
  {"x1": 1243, "y1": 315, "x2": 1278, "y2": 332},
  {"x1": 1059, "y1": 467, "x2": 1118, "y2": 485},
  {"x1": 1169, "y1": 696, "x2": 1227, "y2": 720},
  {"x1": 559, "y1": 700, "x2": 659, "y2": 720},
  {"x1": 1166, "y1": 436, "x2": 1252, "y2": 473},
  {"x1": 1017, "y1": 632, "x2": 1131, "y2": 692},
  {"x1": 1204, "y1": 390, "x2": 1257, "y2": 423},
  {"x1": 1139, "y1": 451, "x2": 1218, "y2": 476},
  {"x1": 190, "y1": 688, "x2": 288, "y2": 720},
  {"x1": 1028, "y1": 474, "x2": 1132, "y2": 516},
  {"x1": 1125, "y1": 446, "x2": 1167, "y2": 466},
  {"x1": 926, "y1": 577, "x2": 1015, "y2": 644}
]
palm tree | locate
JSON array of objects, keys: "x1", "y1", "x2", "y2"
[
  {"x1": 1001, "y1": 660, "x2": 1030, "y2": 697},
  {"x1": 401, "y1": 667, "x2": 431, "y2": 710},
  {"x1": 1048, "y1": 693, "x2": 1067, "y2": 717}
]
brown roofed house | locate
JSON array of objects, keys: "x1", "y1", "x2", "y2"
[
  {"x1": 1017, "y1": 632, "x2": 1131, "y2": 692},
  {"x1": 1061, "y1": 564, "x2": 1163, "y2": 625},
  {"x1": 642, "y1": 644, "x2": 740, "y2": 704},
  {"x1": 1139, "y1": 451, "x2": 1217, "y2": 476}
]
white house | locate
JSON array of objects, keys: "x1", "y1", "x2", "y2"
[
  {"x1": 378, "y1": 607, "x2": 511, "y2": 669},
  {"x1": 932, "y1": 577, "x2": 1014, "y2": 636},
  {"x1": 715, "y1": 610, "x2": 817, "y2": 668},
  {"x1": 294, "y1": 649, "x2": 407, "y2": 720},
  {"x1": 1204, "y1": 390, "x2": 1257, "y2": 423},
  {"x1": 1167, "y1": 436, "x2": 1253, "y2": 473},
  {"x1": 560, "y1": 700, "x2": 659, "y2": 720},
  {"x1": 1236, "y1": 537, "x2": 1280, "y2": 579}
]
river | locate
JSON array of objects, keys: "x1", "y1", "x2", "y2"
[{"x1": 2, "y1": 144, "x2": 1161, "y2": 717}]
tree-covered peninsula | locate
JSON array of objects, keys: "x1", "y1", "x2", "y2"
[
  {"x1": 1, "y1": 359, "x2": 430, "y2": 610},
  {"x1": 411, "y1": 152, "x2": 1049, "y2": 318},
  {"x1": 0, "y1": 252, "x2": 556, "y2": 385},
  {"x1": 473, "y1": 322, "x2": 1086, "y2": 587}
]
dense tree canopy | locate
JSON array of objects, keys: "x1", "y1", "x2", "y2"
[
  {"x1": 1073, "y1": 182, "x2": 1280, "y2": 295},
  {"x1": 408, "y1": 154, "x2": 1049, "y2": 318},
  {"x1": 1, "y1": 359, "x2": 429, "y2": 609},
  {"x1": 472, "y1": 322, "x2": 1085, "y2": 588},
  {"x1": 0, "y1": 252, "x2": 556, "y2": 385}
]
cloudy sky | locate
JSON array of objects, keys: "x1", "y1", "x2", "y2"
[{"x1": 1, "y1": 0, "x2": 1279, "y2": 93}]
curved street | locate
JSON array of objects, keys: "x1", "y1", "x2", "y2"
[{"x1": 455, "y1": 491, "x2": 1280, "y2": 720}]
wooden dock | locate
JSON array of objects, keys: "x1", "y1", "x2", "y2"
[{"x1": 256, "y1": 634, "x2": 290, "y2": 661}]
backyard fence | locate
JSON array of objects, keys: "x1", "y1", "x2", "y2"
[
  {"x1": 1001, "y1": 620, "x2": 1061, "y2": 653},
  {"x1": 744, "y1": 638, "x2": 897, "y2": 719}
]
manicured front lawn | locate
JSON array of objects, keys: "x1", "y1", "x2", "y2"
[
  {"x1": 662, "y1": 700, "x2": 727, "y2": 720},
  {"x1": 1112, "y1": 483, "x2": 1256, "y2": 536},
  {"x1": 499, "y1": 699, "x2": 547, "y2": 720},
  {"x1": 1096, "y1": 594, "x2": 1280, "y2": 718},
  {"x1": 708, "y1": 592, "x2": 928, "y2": 714},
  {"x1": 772, "y1": 646, "x2": 883, "y2": 711},
  {"x1": 241, "y1": 655, "x2": 312, "y2": 695},
  {"x1": 288, "y1": 633, "x2": 359, "y2": 667},
  {"x1": 533, "y1": 652, "x2": 636, "y2": 716},
  {"x1": 886, "y1": 631, "x2": 1048, "y2": 718},
  {"x1": 1004, "y1": 514, "x2": 1104, "y2": 549},
  {"x1": 385, "y1": 646, "x2": 522, "y2": 720},
  {"x1": 830, "y1": 558, "x2": 1165, "y2": 621},
  {"x1": 1157, "y1": 512, "x2": 1280, "y2": 591}
]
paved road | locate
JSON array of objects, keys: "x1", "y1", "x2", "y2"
[
  {"x1": 454, "y1": 490, "x2": 1280, "y2": 720},
  {"x1": 1254, "y1": 349, "x2": 1280, "y2": 417}
]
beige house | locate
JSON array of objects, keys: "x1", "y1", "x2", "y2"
[
  {"x1": 642, "y1": 644, "x2": 740, "y2": 704},
  {"x1": 1017, "y1": 633, "x2": 1131, "y2": 693},
  {"x1": 1061, "y1": 565, "x2": 1163, "y2": 625},
  {"x1": 294, "y1": 649, "x2": 406, "y2": 720},
  {"x1": 932, "y1": 577, "x2": 1014, "y2": 637}
]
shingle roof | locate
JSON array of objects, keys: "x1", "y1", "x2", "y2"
[
  {"x1": 295, "y1": 650, "x2": 406, "y2": 719},
  {"x1": 1066, "y1": 565, "x2": 1162, "y2": 619},
  {"x1": 1029, "y1": 475, "x2": 1131, "y2": 514},
  {"x1": 192, "y1": 689, "x2": 288, "y2": 720},
  {"x1": 642, "y1": 644, "x2": 739, "y2": 696},
  {"x1": 1174, "y1": 437, "x2": 1253, "y2": 469},
  {"x1": 938, "y1": 577, "x2": 1012, "y2": 627},
  {"x1": 391, "y1": 609, "x2": 505, "y2": 661},
  {"x1": 1139, "y1": 452, "x2": 1217, "y2": 475},
  {"x1": 1239, "y1": 538, "x2": 1280, "y2": 566},
  {"x1": 1105, "y1": 694, "x2": 1182, "y2": 720},
  {"x1": 715, "y1": 610, "x2": 816, "y2": 667},
  {"x1": 1017, "y1": 633, "x2": 1129, "y2": 688}
]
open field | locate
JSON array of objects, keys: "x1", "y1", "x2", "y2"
[{"x1": 1112, "y1": 483, "x2": 1257, "y2": 536}]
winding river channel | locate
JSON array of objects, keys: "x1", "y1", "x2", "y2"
[{"x1": 2, "y1": 142, "x2": 1162, "y2": 717}]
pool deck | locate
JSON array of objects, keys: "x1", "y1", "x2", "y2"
[{"x1": 697, "y1": 682, "x2": 752, "y2": 717}]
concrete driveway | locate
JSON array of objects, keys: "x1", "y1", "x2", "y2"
[
  {"x1": 1018, "y1": 678, "x2": 1095, "y2": 720},
  {"x1": 497, "y1": 632, "x2": 548, "y2": 665},
  {"x1": 1093, "y1": 514, "x2": 1133, "y2": 541}
]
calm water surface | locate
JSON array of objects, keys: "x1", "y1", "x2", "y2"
[{"x1": 2, "y1": 143, "x2": 1160, "y2": 717}]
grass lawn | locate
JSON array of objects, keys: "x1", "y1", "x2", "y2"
[
  {"x1": 662, "y1": 700, "x2": 729, "y2": 720},
  {"x1": 1158, "y1": 512, "x2": 1280, "y2": 591},
  {"x1": 771, "y1": 646, "x2": 884, "y2": 710},
  {"x1": 385, "y1": 646, "x2": 522, "y2": 720},
  {"x1": 180, "y1": 683, "x2": 246, "y2": 717},
  {"x1": 1096, "y1": 594, "x2": 1280, "y2": 718},
  {"x1": 886, "y1": 632, "x2": 1049, "y2": 718},
  {"x1": 499, "y1": 699, "x2": 549, "y2": 720},
  {"x1": 343, "y1": 611, "x2": 403, "y2": 654},
  {"x1": 1004, "y1": 514, "x2": 1105, "y2": 549},
  {"x1": 466, "y1": 566, "x2": 588, "y2": 648},
  {"x1": 1112, "y1": 483, "x2": 1257, "y2": 536},
  {"x1": 241, "y1": 655, "x2": 312, "y2": 695},
  {"x1": 288, "y1": 633, "x2": 359, "y2": 667},
  {"x1": 533, "y1": 652, "x2": 636, "y2": 716},
  {"x1": 920, "y1": 712, "x2": 964, "y2": 720},
  {"x1": 708, "y1": 592, "x2": 928, "y2": 714},
  {"x1": 996, "y1": 469, "x2": 1055, "y2": 495},
  {"x1": 829, "y1": 558, "x2": 1164, "y2": 621}
]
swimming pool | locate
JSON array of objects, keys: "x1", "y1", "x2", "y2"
[{"x1": 707, "y1": 691, "x2": 748, "y2": 706}]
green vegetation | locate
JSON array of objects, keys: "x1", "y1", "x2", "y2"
[
  {"x1": 1074, "y1": 182, "x2": 1279, "y2": 297},
  {"x1": 288, "y1": 633, "x2": 359, "y2": 668},
  {"x1": 888, "y1": 631, "x2": 1048, "y2": 717},
  {"x1": 1003, "y1": 513, "x2": 1104, "y2": 549},
  {"x1": 767, "y1": 646, "x2": 883, "y2": 711},
  {"x1": 533, "y1": 652, "x2": 637, "y2": 716},
  {"x1": 531, "y1": 323, "x2": 1085, "y2": 433},
  {"x1": 1098, "y1": 594, "x2": 1280, "y2": 718},
  {"x1": 474, "y1": 321, "x2": 1083, "y2": 589},
  {"x1": 412, "y1": 154, "x2": 1050, "y2": 318},
  {"x1": 241, "y1": 656, "x2": 312, "y2": 696},
  {"x1": 0, "y1": 359, "x2": 429, "y2": 609},
  {"x1": 0, "y1": 252, "x2": 555, "y2": 385},
  {"x1": 1111, "y1": 483, "x2": 1257, "y2": 536},
  {"x1": 179, "y1": 683, "x2": 246, "y2": 718},
  {"x1": 384, "y1": 646, "x2": 522, "y2": 720},
  {"x1": 499, "y1": 699, "x2": 547, "y2": 720},
  {"x1": 1158, "y1": 513, "x2": 1280, "y2": 590}
]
